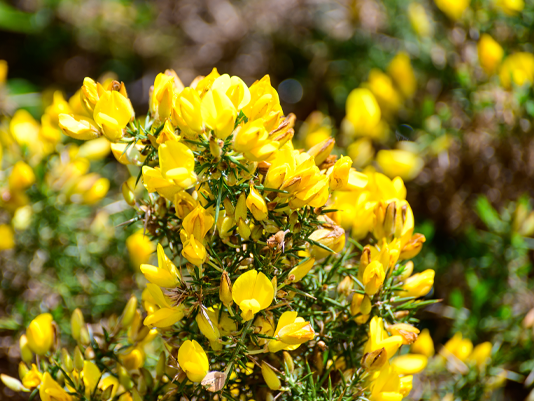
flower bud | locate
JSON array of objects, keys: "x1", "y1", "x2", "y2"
[
  {"x1": 117, "y1": 364, "x2": 134, "y2": 390},
  {"x1": 283, "y1": 351, "x2": 294, "y2": 373},
  {"x1": 26, "y1": 313, "x2": 54, "y2": 356},
  {"x1": 131, "y1": 387, "x2": 143, "y2": 401},
  {"x1": 121, "y1": 296, "x2": 138, "y2": 328},
  {"x1": 235, "y1": 193, "x2": 247, "y2": 221},
  {"x1": 80, "y1": 326, "x2": 91, "y2": 346},
  {"x1": 174, "y1": 191, "x2": 198, "y2": 220},
  {"x1": 156, "y1": 351, "x2": 166, "y2": 380},
  {"x1": 219, "y1": 271, "x2": 233, "y2": 307},
  {"x1": 209, "y1": 136, "x2": 223, "y2": 159},
  {"x1": 361, "y1": 348, "x2": 387, "y2": 371},
  {"x1": 478, "y1": 34, "x2": 504, "y2": 75},
  {"x1": 237, "y1": 218, "x2": 251, "y2": 240},
  {"x1": 18, "y1": 362, "x2": 29, "y2": 381},
  {"x1": 177, "y1": 340, "x2": 209, "y2": 383},
  {"x1": 85, "y1": 346, "x2": 95, "y2": 360},
  {"x1": 251, "y1": 224, "x2": 263, "y2": 241},
  {"x1": 1, "y1": 374, "x2": 26, "y2": 392},
  {"x1": 398, "y1": 261, "x2": 414, "y2": 281},
  {"x1": 337, "y1": 276, "x2": 353, "y2": 296},
  {"x1": 287, "y1": 258, "x2": 314, "y2": 283},
  {"x1": 308, "y1": 224, "x2": 345, "y2": 259},
  {"x1": 58, "y1": 114, "x2": 101, "y2": 141},
  {"x1": 61, "y1": 348, "x2": 73, "y2": 373},
  {"x1": 278, "y1": 322, "x2": 315, "y2": 345},
  {"x1": 19, "y1": 335, "x2": 33, "y2": 364},
  {"x1": 122, "y1": 181, "x2": 136, "y2": 206},
  {"x1": 261, "y1": 361, "x2": 281, "y2": 391},
  {"x1": 74, "y1": 346, "x2": 84, "y2": 372},
  {"x1": 71, "y1": 308, "x2": 85, "y2": 343}
]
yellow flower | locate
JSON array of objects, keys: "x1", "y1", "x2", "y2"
[
  {"x1": 468, "y1": 342, "x2": 492, "y2": 369},
  {"x1": 39, "y1": 372, "x2": 72, "y2": 401},
  {"x1": 180, "y1": 232, "x2": 208, "y2": 266},
  {"x1": 242, "y1": 75, "x2": 282, "y2": 122},
  {"x1": 194, "y1": 67, "x2": 221, "y2": 96},
  {"x1": 246, "y1": 184, "x2": 268, "y2": 221},
  {"x1": 74, "y1": 174, "x2": 110, "y2": 205},
  {"x1": 157, "y1": 120, "x2": 179, "y2": 144},
  {"x1": 78, "y1": 137, "x2": 111, "y2": 160},
  {"x1": 376, "y1": 149, "x2": 424, "y2": 181},
  {"x1": 388, "y1": 52, "x2": 417, "y2": 99},
  {"x1": 201, "y1": 87, "x2": 237, "y2": 140},
  {"x1": 142, "y1": 167, "x2": 182, "y2": 201},
  {"x1": 351, "y1": 293, "x2": 372, "y2": 316},
  {"x1": 220, "y1": 271, "x2": 233, "y2": 307},
  {"x1": 0, "y1": 224, "x2": 15, "y2": 252},
  {"x1": 150, "y1": 71, "x2": 184, "y2": 121},
  {"x1": 369, "y1": 364, "x2": 404, "y2": 401},
  {"x1": 232, "y1": 269, "x2": 274, "y2": 321},
  {"x1": 268, "y1": 311, "x2": 315, "y2": 353},
  {"x1": 307, "y1": 137, "x2": 335, "y2": 166},
  {"x1": 344, "y1": 88, "x2": 382, "y2": 138},
  {"x1": 411, "y1": 328, "x2": 435, "y2": 357},
  {"x1": 261, "y1": 361, "x2": 281, "y2": 391},
  {"x1": 434, "y1": 0, "x2": 470, "y2": 20},
  {"x1": 19, "y1": 335, "x2": 32, "y2": 363},
  {"x1": 365, "y1": 69, "x2": 402, "y2": 116},
  {"x1": 400, "y1": 233, "x2": 426, "y2": 260},
  {"x1": 400, "y1": 269, "x2": 435, "y2": 298},
  {"x1": 158, "y1": 141, "x2": 197, "y2": 189},
  {"x1": 120, "y1": 347, "x2": 145, "y2": 371},
  {"x1": 82, "y1": 361, "x2": 101, "y2": 397},
  {"x1": 10, "y1": 110, "x2": 45, "y2": 158},
  {"x1": 478, "y1": 34, "x2": 504, "y2": 75},
  {"x1": 143, "y1": 284, "x2": 185, "y2": 328},
  {"x1": 174, "y1": 191, "x2": 198, "y2": 219},
  {"x1": 111, "y1": 141, "x2": 147, "y2": 166},
  {"x1": 390, "y1": 354, "x2": 428, "y2": 375},
  {"x1": 93, "y1": 90, "x2": 134, "y2": 142},
  {"x1": 8, "y1": 161, "x2": 35, "y2": 191},
  {"x1": 182, "y1": 205, "x2": 214, "y2": 241},
  {"x1": 361, "y1": 348, "x2": 387, "y2": 371},
  {"x1": 233, "y1": 119, "x2": 279, "y2": 162},
  {"x1": 328, "y1": 156, "x2": 353, "y2": 190},
  {"x1": 442, "y1": 333, "x2": 473, "y2": 362},
  {"x1": 178, "y1": 340, "x2": 209, "y2": 383},
  {"x1": 140, "y1": 243, "x2": 181, "y2": 288},
  {"x1": 172, "y1": 87, "x2": 203, "y2": 137},
  {"x1": 126, "y1": 231, "x2": 155, "y2": 269},
  {"x1": 26, "y1": 313, "x2": 54, "y2": 356},
  {"x1": 21, "y1": 364, "x2": 42, "y2": 389},
  {"x1": 362, "y1": 260, "x2": 385, "y2": 296},
  {"x1": 80, "y1": 77, "x2": 102, "y2": 115},
  {"x1": 388, "y1": 323, "x2": 420, "y2": 345},
  {"x1": 308, "y1": 223, "x2": 345, "y2": 259},
  {"x1": 495, "y1": 0, "x2": 524, "y2": 15},
  {"x1": 211, "y1": 74, "x2": 251, "y2": 109},
  {"x1": 499, "y1": 52, "x2": 534, "y2": 89},
  {"x1": 364, "y1": 317, "x2": 403, "y2": 359},
  {"x1": 408, "y1": 3, "x2": 433, "y2": 37},
  {"x1": 45, "y1": 91, "x2": 71, "y2": 126}
]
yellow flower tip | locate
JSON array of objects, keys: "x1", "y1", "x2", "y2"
[
  {"x1": 232, "y1": 269, "x2": 274, "y2": 321},
  {"x1": 400, "y1": 233, "x2": 426, "y2": 260},
  {"x1": 120, "y1": 347, "x2": 145, "y2": 371},
  {"x1": 287, "y1": 258, "x2": 315, "y2": 283},
  {"x1": 388, "y1": 52, "x2": 417, "y2": 99},
  {"x1": 177, "y1": 340, "x2": 209, "y2": 383},
  {"x1": 390, "y1": 354, "x2": 428, "y2": 375},
  {"x1": 307, "y1": 137, "x2": 335, "y2": 166},
  {"x1": 0, "y1": 224, "x2": 15, "y2": 251},
  {"x1": 9, "y1": 161, "x2": 36, "y2": 191},
  {"x1": 308, "y1": 224, "x2": 345, "y2": 259},
  {"x1": 93, "y1": 90, "x2": 134, "y2": 142},
  {"x1": 196, "y1": 309, "x2": 220, "y2": 341},
  {"x1": 478, "y1": 34, "x2": 504, "y2": 75},
  {"x1": 26, "y1": 313, "x2": 55, "y2": 356},
  {"x1": 278, "y1": 321, "x2": 315, "y2": 345},
  {"x1": 1, "y1": 374, "x2": 28, "y2": 393},
  {"x1": 345, "y1": 88, "x2": 381, "y2": 137},
  {"x1": 140, "y1": 243, "x2": 180, "y2": 288},
  {"x1": 246, "y1": 184, "x2": 268, "y2": 221},
  {"x1": 365, "y1": 69, "x2": 402, "y2": 115},
  {"x1": 126, "y1": 231, "x2": 155, "y2": 269},
  {"x1": 328, "y1": 156, "x2": 353, "y2": 191},
  {"x1": 220, "y1": 271, "x2": 233, "y2": 306},
  {"x1": 376, "y1": 149, "x2": 424, "y2": 181},
  {"x1": 82, "y1": 360, "x2": 102, "y2": 396},
  {"x1": 443, "y1": 333, "x2": 473, "y2": 362},
  {"x1": 182, "y1": 205, "x2": 214, "y2": 241},
  {"x1": 411, "y1": 328, "x2": 435, "y2": 357},
  {"x1": 401, "y1": 269, "x2": 435, "y2": 298},
  {"x1": 434, "y1": 0, "x2": 470, "y2": 20},
  {"x1": 201, "y1": 87, "x2": 237, "y2": 140}
]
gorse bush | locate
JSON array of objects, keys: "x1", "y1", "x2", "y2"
[{"x1": 2, "y1": 68, "x2": 437, "y2": 400}]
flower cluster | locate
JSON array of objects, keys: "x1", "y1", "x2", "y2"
[{"x1": 6, "y1": 68, "x2": 436, "y2": 400}]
